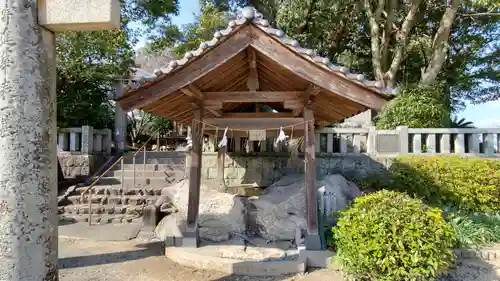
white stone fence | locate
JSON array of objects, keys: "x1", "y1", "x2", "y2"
[
  {"x1": 316, "y1": 127, "x2": 500, "y2": 157},
  {"x1": 201, "y1": 126, "x2": 500, "y2": 157},
  {"x1": 57, "y1": 126, "x2": 112, "y2": 155}
]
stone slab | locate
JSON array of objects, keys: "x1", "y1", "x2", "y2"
[
  {"x1": 59, "y1": 222, "x2": 141, "y2": 241},
  {"x1": 165, "y1": 246, "x2": 306, "y2": 276},
  {"x1": 38, "y1": 0, "x2": 120, "y2": 32}
]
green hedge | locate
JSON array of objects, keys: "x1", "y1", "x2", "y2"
[
  {"x1": 389, "y1": 155, "x2": 500, "y2": 213},
  {"x1": 333, "y1": 190, "x2": 456, "y2": 281}
]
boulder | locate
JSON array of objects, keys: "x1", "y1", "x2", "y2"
[
  {"x1": 162, "y1": 181, "x2": 245, "y2": 236},
  {"x1": 154, "y1": 212, "x2": 185, "y2": 246},
  {"x1": 251, "y1": 174, "x2": 360, "y2": 241}
]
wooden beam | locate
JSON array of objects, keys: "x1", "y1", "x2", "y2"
[
  {"x1": 203, "y1": 91, "x2": 303, "y2": 103},
  {"x1": 181, "y1": 84, "x2": 223, "y2": 117},
  {"x1": 221, "y1": 112, "x2": 293, "y2": 118},
  {"x1": 119, "y1": 25, "x2": 252, "y2": 111},
  {"x1": 180, "y1": 84, "x2": 203, "y2": 100},
  {"x1": 292, "y1": 84, "x2": 320, "y2": 116},
  {"x1": 204, "y1": 117, "x2": 303, "y2": 131},
  {"x1": 187, "y1": 105, "x2": 204, "y2": 229},
  {"x1": 246, "y1": 48, "x2": 259, "y2": 91},
  {"x1": 249, "y1": 25, "x2": 388, "y2": 111}
]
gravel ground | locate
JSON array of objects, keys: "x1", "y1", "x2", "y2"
[{"x1": 58, "y1": 237, "x2": 500, "y2": 281}]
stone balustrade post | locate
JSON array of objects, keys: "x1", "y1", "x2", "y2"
[
  {"x1": 93, "y1": 133, "x2": 102, "y2": 153},
  {"x1": 104, "y1": 129, "x2": 112, "y2": 155},
  {"x1": 397, "y1": 126, "x2": 409, "y2": 154},
  {"x1": 70, "y1": 131, "x2": 80, "y2": 152},
  {"x1": 58, "y1": 132, "x2": 69, "y2": 151},
  {"x1": 81, "y1": 125, "x2": 93, "y2": 154}
]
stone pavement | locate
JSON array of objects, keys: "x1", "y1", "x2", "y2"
[{"x1": 59, "y1": 222, "x2": 142, "y2": 241}]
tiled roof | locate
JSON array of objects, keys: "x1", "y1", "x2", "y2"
[{"x1": 125, "y1": 7, "x2": 394, "y2": 96}]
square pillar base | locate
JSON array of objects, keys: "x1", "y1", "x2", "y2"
[
  {"x1": 305, "y1": 233, "x2": 322, "y2": 251},
  {"x1": 182, "y1": 226, "x2": 199, "y2": 248}
]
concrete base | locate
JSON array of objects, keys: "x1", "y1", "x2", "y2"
[
  {"x1": 165, "y1": 246, "x2": 307, "y2": 276},
  {"x1": 182, "y1": 226, "x2": 199, "y2": 248},
  {"x1": 305, "y1": 233, "x2": 322, "y2": 250}
]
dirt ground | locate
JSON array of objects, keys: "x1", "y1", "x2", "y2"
[{"x1": 58, "y1": 237, "x2": 500, "y2": 281}]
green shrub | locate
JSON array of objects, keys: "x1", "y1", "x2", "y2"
[
  {"x1": 375, "y1": 84, "x2": 450, "y2": 130},
  {"x1": 390, "y1": 155, "x2": 500, "y2": 212},
  {"x1": 333, "y1": 190, "x2": 456, "y2": 281}
]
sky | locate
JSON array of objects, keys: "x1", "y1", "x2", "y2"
[{"x1": 134, "y1": 0, "x2": 500, "y2": 128}]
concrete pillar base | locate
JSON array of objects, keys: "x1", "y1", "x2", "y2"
[
  {"x1": 305, "y1": 233, "x2": 322, "y2": 251},
  {"x1": 182, "y1": 226, "x2": 199, "y2": 248}
]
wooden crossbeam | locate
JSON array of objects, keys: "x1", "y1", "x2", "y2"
[
  {"x1": 180, "y1": 84, "x2": 222, "y2": 117},
  {"x1": 180, "y1": 84, "x2": 203, "y2": 100},
  {"x1": 292, "y1": 84, "x2": 321, "y2": 116},
  {"x1": 203, "y1": 91, "x2": 303, "y2": 102},
  {"x1": 221, "y1": 112, "x2": 293, "y2": 118}
]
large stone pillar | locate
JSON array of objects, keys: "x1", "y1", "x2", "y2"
[
  {"x1": 114, "y1": 96, "x2": 128, "y2": 153},
  {"x1": 304, "y1": 108, "x2": 321, "y2": 250},
  {"x1": 184, "y1": 106, "x2": 204, "y2": 247},
  {"x1": 0, "y1": 5, "x2": 58, "y2": 280}
]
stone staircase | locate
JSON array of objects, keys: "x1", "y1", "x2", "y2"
[{"x1": 59, "y1": 151, "x2": 187, "y2": 224}]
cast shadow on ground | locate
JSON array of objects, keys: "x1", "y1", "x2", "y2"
[
  {"x1": 438, "y1": 256, "x2": 500, "y2": 281},
  {"x1": 58, "y1": 241, "x2": 164, "y2": 269}
]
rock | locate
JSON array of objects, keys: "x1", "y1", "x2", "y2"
[
  {"x1": 154, "y1": 213, "x2": 186, "y2": 245},
  {"x1": 163, "y1": 181, "x2": 245, "y2": 234},
  {"x1": 199, "y1": 227, "x2": 230, "y2": 242},
  {"x1": 251, "y1": 174, "x2": 360, "y2": 241}
]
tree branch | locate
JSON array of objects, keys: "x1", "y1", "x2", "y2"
[
  {"x1": 381, "y1": 0, "x2": 397, "y2": 72},
  {"x1": 385, "y1": 0, "x2": 423, "y2": 87},
  {"x1": 421, "y1": 0, "x2": 461, "y2": 85},
  {"x1": 363, "y1": 0, "x2": 384, "y2": 81},
  {"x1": 458, "y1": 12, "x2": 500, "y2": 17}
]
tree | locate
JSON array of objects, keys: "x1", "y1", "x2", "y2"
[
  {"x1": 56, "y1": 0, "x2": 180, "y2": 129},
  {"x1": 147, "y1": 2, "x2": 231, "y2": 56},
  {"x1": 451, "y1": 116, "x2": 475, "y2": 128},
  {"x1": 225, "y1": 0, "x2": 499, "y2": 108}
]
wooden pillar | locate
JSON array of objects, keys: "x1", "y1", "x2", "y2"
[
  {"x1": 185, "y1": 106, "x2": 204, "y2": 247},
  {"x1": 217, "y1": 146, "x2": 226, "y2": 192},
  {"x1": 304, "y1": 108, "x2": 321, "y2": 250}
]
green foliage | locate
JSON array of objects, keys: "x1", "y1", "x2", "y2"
[
  {"x1": 375, "y1": 84, "x2": 451, "y2": 129},
  {"x1": 148, "y1": 3, "x2": 230, "y2": 56},
  {"x1": 218, "y1": 0, "x2": 500, "y2": 108},
  {"x1": 389, "y1": 155, "x2": 500, "y2": 213},
  {"x1": 56, "y1": 28, "x2": 134, "y2": 129},
  {"x1": 451, "y1": 116, "x2": 475, "y2": 128},
  {"x1": 56, "y1": 0, "x2": 179, "y2": 129},
  {"x1": 446, "y1": 211, "x2": 500, "y2": 249},
  {"x1": 333, "y1": 190, "x2": 456, "y2": 281}
]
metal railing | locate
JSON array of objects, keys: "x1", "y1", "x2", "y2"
[{"x1": 81, "y1": 132, "x2": 159, "y2": 226}]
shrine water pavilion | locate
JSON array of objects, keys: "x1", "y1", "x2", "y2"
[{"x1": 117, "y1": 7, "x2": 392, "y2": 250}]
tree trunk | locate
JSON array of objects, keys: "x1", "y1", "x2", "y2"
[
  {"x1": 0, "y1": 1, "x2": 58, "y2": 280},
  {"x1": 421, "y1": 0, "x2": 461, "y2": 85}
]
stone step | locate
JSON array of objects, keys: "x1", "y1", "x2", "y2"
[
  {"x1": 66, "y1": 194, "x2": 162, "y2": 206},
  {"x1": 120, "y1": 157, "x2": 186, "y2": 165},
  {"x1": 107, "y1": 169, "x2": 184, "y2": 178},
  {"x1": 59, "y1": 214, "x2": 140, "y2": 225},
  {"x1": 112, "y1": 163, "x2": 186, "y2": 171},
  {"x1": 88, "y1": 177, "x2": 168, "y2": 188},
  {"x1": 75, "y1": 186, "x2": 163, "y2": 196},
  {"x1": 60, "y1": 204, "x2": 145, "y2": 215}
]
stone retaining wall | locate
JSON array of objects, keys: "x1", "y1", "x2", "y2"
[
  {"x1": 200, "y1": 153, "x2": 392, "y2": 186},
  {"x1": 58, "y1": 152, "x2": 108, "y2": 179}
]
